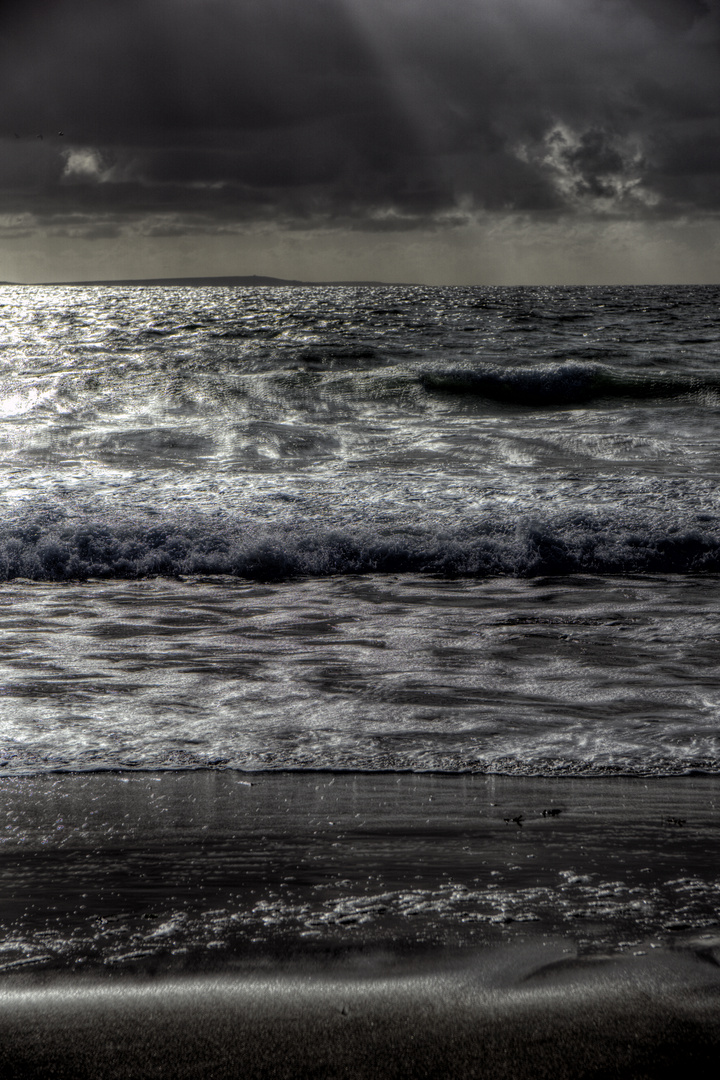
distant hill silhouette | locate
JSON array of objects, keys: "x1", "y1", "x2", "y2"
[{"x1": 7, "y1": 275, "x2": 418, "y2": 287}]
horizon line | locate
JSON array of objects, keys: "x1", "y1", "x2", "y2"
[{"x1": 1, "y1": 276, "x2": 718, "y2": 288}]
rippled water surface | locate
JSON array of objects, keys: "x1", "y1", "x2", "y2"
[
  {"x1": 1, "y1": 283, "x2": 720, "y2": 776},
  {"x1": 2, "y1": 574, "x2": 720, "y2": 775}
]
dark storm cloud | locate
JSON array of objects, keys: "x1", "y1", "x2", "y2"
[{"x1": 1, "y1": 0, "x2": 718, "y2": 232}]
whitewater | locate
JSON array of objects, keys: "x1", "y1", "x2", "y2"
[{"x1": 1, "y1": 282, "x2": 720, "y2": 776}]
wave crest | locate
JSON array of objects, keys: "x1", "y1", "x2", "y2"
[
  {"x1": 2, "y1": 513, "x2": 720, "y2": 581},
  {"x1": 420, "y1": 362, "x2": 707, "y2": 405}
]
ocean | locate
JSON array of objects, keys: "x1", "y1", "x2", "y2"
[{"x1": 1, "y1": 282, "x2": 719, "y2": 982}]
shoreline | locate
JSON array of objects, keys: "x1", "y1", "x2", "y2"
[
  {"x1": 1, "y1": 772, "x2": 718, "y2": 961},
  {"x1": 1, "y1": 770, "x2": 719, "y2": 1073}
]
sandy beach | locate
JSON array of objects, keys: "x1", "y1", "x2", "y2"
[
  {"x1": 1, "y1": 772, "x2": 719, "y2": 1075},
  {"x1": 2, "y1": 944, "x2": 720, "y2": 1079}
]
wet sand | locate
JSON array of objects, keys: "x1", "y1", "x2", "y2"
[{"x1": 1, "y1": 772, "x2": 719, "y2": 1076}]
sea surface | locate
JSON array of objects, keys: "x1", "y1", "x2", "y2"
[{"x1": 1, "y1": 282, "x2": 720, "y2": 974}]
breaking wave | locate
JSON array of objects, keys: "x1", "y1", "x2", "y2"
[
  {"x1": 420, "y1": 362, "x2": 713, "y2": 406},
  {"x1": 3, "y1": 512, "x2": 720, "y2": 582}
]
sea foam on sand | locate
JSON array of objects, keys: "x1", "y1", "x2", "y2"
[{"x1": 1, "y1": 772, "x2": 719, "y2": 1077}]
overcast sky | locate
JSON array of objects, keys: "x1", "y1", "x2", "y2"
[{"x1": 1, "y1": 0, "x2": 719, "y2": 284}]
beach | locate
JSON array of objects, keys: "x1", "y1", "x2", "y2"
[
  {"x1": 3, "y1": 0, "x2": 720, "y2": 1068},
  {"x1": 1, "y1": 771, "x2": 719, "y2": 1076},
  {"x1": 2, "y1": 949, "x2": 720, "y2": 1079},
  {"x1": 2, "y1": 282, "x2": 720, "y2": 1074}
]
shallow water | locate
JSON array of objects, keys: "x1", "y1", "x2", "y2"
[{"x1": 1, "y1": 573, "x2": 720, "y2": 775}]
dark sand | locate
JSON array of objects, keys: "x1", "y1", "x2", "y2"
[
  {"x1": 1, "y1": 772, "x2": 719, "y2": 1076},
  {"x1": 2, "y1": 948, "x2": 720, "y2": 1079}
]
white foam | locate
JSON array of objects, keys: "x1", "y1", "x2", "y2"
[{"x1": 2, "y1": 509, "x2": 720, "y2": 581}]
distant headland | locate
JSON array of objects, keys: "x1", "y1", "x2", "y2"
[{"x1": 3, "y1": 275, "x2": 418, "y2": 287}]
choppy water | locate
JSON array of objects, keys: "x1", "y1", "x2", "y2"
[
  {"x1": 3, "y1": 282, "x2": 720, "y2": 977},
  {"x1": 2, "y1": 283, "x2": 720, "y2": 776}
]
